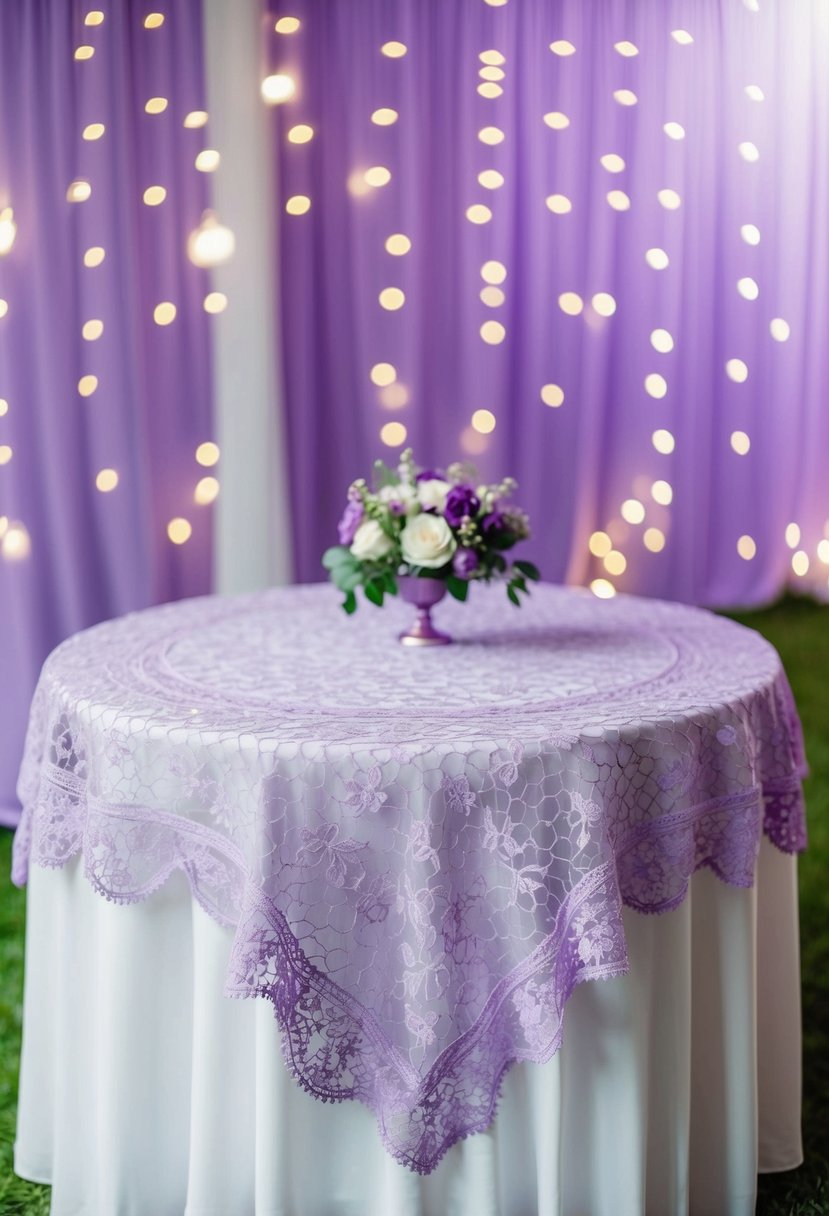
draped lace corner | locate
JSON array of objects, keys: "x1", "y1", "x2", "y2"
[{"x1": 224, "y1": 863, "x2": 628, "y2": 1174}]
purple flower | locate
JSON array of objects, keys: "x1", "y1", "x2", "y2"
[
  {"x1": 444, "y1": 484, "x2": 480, "y2": 527},
  {"x1": 337, "y1": 500, "x2": 364, "y2": 545},
  {"x1": 481, "y1": 509, "x2": 506, "y2": 538},
  {"x1": 416, "y1": 468, "x2": 444, "y2": 483},
  {"x1": 452, "y1": 547, "x2": 479, "y2": 578}
]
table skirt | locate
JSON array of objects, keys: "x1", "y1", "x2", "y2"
[{"x1": 15, "y1": 838, "x2": 802, "y2": 1216}]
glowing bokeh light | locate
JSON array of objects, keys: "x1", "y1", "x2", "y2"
[
  {"x1": 600, "y1": 153, "x2": 625, "y2": 173},
  {"x1": 541, "y1": 383, "x2": 565, "y2": 407},
  {"x1": 167, "y1": 518, "x2": 192, "y2": 544},
  {"x1": 607, "y1": 190, "x2": 631, "y2": 211},
  {"x1": 195, "y1": 476, "x2": 220, "y2": 505},
  {"x1": 737, "y1": 535, "x2": 756, "y2": 560},
  {"x1": 84, "y1": 246, "x2": 105, "y2": 267},
  {"x1": 480, "y1": 286, "x2": 505, "y2": 306},
  {"x1": 730, "y1": 430, "x2": 751, "y2": 455},
  {"x1": 385, "y1": 233, "x2": 411, "y2": 255},
  {"x1": 261, "y1": 74, "x2": 296, "y2": 104},
  {"x1": 650, "y1": 329, "x2": 674, "y2": 353},
  {"x1": 379, "y1": 287, "x2": 405, "y2": 310},
  {"x1": 466, "y1": 204, "x2": 493, "y2": 224},
  {"x1": 75, "y1": 46, "x2": 95, "y2": 60},
  {"x1": 0, "y1": 446, "x2": 12, "y2": 465},
  {"x1": 549, "y1": 40, "x2": 576, "y2": 56},
  {"x1": 478, "y1": 126, "x2": 505, "y2": 146},
  {"x1": 67, "y1": 180, "x2": 92, "y2": 203},
  {"x1": 96, "y1": 469, "x2": 118, "y2": 492},
  {"x1": 143, "y1": 185, "x2": 166, "y2": 205},
  {"x1": 478, "y1": 170, "x2": 504, "y2": 189},
  {"x1": 275, "y1": 17, "x2": 301, "y2": 34},
  {"x1": 543, "y1": 112, "x2": 570, "y2": 129},
  {"x1": 588, "y1": 531, "x2": 612, "y2": 557},
  {"x1": 0, "y1": 209, "x2": 16, "y2": 255},
  {"x1": 144, "y1": 13, "x2": 165, "y2": 28},
  {"x1": 84, "y1": 11, "x2": 104, "y2": 25},
  {"x1": 364, "y1": 165, "x2": 392, "y2": 186},
  {"x1": 614, "y1": 41, "x2": 638, "y2": 57},
  {"x1": 658, "y1": 188, "x2": 681, "y2": 210},
  {"x1": 645, "y1": 373, "x2": 667, "y2": 398},
  {"x1": 479, "y1": 66, "x2": 505, "y2": 82},
  {"x1": 78, "y1": 375, "x2": 98, "y2": 397},
  {"x1": 591, "y1": 292, "x2": 616, "y2": 317},
  {"x1": 725, "y1": 358, "x2": 749, "y2": 383},
  {"x1": 652, "y1": 428, "x2": 675, "y2": 454},
  {"x1": 187, "y1": 212, "x2": 236, "y2": 266},
  {"x1": 381, "y1": 41, "x2": 407, "y2": 58},
  {"x1": 481, "y1": 260, "x2": 507, "y2": 284},
  {"x1": 370, "y1": 362, "x2": 397, "y2": 387},
  {"x1": 83, "y1": 122, "x2": 106, "y2": 140},
  {"x1": 663, "y1": 122, "x2": 685, "y2": 140},
  {"x1": 480, "y1": 320, "x2": 506, "y2": 344},
  {"x1": 196, "y1": 442, "x2": 220, "y2": 466},
  {"x1": 480, "y1": 50, "x2": 506, "y2": 66},
  {"x1": 478, "y1": 83, "x2": 503, "y2": 99},
  {"x1": 287, "y1": 124, "x2": 314, "y2": 143},
  {"x1": 145, "y1": 98, "x2": 168, "y2": 115},
  {"x1": 644, "y1": 527, "x2": 666, "y2": 552},
  {"x1": 737, "y1": 277, "x2": 759, "y2": 300},
  {"x1": 285, "y1": 195, "x2": 311, "y2": 215},
  {"x1": 371, "y1": 109, "x2": 397, "y2": 126},
  {"x1": 380, "y1": 384, "x2": 409, "y2": 409},
  {"x1": 204, "y1": 292, "x2": 228, "y2": 314},
  {"x1": 645, "y1": 248, "x2": 669, "y2": 270},
  {"x1": 195, "y1": 149, "x2": 220, "y2": 172},
  {"x1": 741, "y1": 224, "x2": 761, "y2": 245},
  {"x1": 82, "y1": 319, "x2": 104, "y2": 341},
  {"x1": 613, "y1": 89, "x2": 637, "y2": 106},
  {"x1": 671, "y1": 29, "x2": 694, "y2": 44},
  {"x1": 184, "y1": 111, "x2": 208, "y2": 128},
  {"x1": 739, "y1": 141, "x2": 760, "y2": 163},
  {"x1": 621, "y1": 499, "x2": 645, "y2": 524},
  {"x1": 2, "y1": 523, "x2": 31, "y2": 561},
  {"x1": 380, "y1": 421, "x2": 407, "y2": 446},
  {"x1": 153, "y1": 302, "x2": 176, "y2": 326},
  {"x1": 546, "y1": 194, "x2": 572, "y2": 214},
  {"x1": 604, "y1": 550, "x2": 627, "y2": 575},
  {"x1": 590, "y1": 578, "x2": 616, "y2": 599},
  {"x1": 792, "y1": 550, "x2": 809, "y2": 577},
  {"x1": 745, "y1": 84, "x2": 765, "y2": 101},
  {"x1": 770, "y1": 318, "x2": 790, "y2": 341},
  {"x1": 558, "y1": 292, "x2": 583, "y2": 316},
  {"x1": 472, "y1": 409, "x2": 496, "y2": 434},
  {"x1": 785, "y1": 523, "x2": 801, "y2": 548},
  {"x1": 651, "y1": 480, "x2": 673, "y2": 505}
]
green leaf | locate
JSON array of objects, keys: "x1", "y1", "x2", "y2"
[
  {"x1": 512, "y1": 575, "x2": 527, "y2": 594},
  {"x1": 335, "y1": 566, "x2": 363, "y2": 592},
  {"x1": 446, "y1": 575, "x2": 469, "y2": 602},
  {"x1": 507, "y1": 585, "x2": 521, "y2": 607},
  {"x1": 492, "y1": 554, "x2": 507, "y2": 573},
  {"x1": 364, "y1": 579, "x2": 385, "y2": 607},
  {"x1": 322, "y1": 546, "x2": 351, "y2": 570},
  {"x1": 342, "y1": 590, "x2": 357, "y2": 615},
  {"x1": 382, "y1": 571, "x2": 398, "y2": 595},
  {"x1": 513, "y1": 560, "x2": 541, "y2": 582}
]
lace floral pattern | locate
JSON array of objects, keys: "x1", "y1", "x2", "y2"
[{"x1": 12, "y1": 584, "x2": 807, "y2": 1173}]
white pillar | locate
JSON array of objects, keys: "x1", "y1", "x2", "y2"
[{"x1": 203, "y1": 0, "x2": 292, "y2": 592}]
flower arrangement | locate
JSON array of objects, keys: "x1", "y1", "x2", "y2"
[{"x1": 322, "y1": 448, "x2": 540, "y2": 619}]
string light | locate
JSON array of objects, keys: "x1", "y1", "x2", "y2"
[
  {"x1": 385, "y1": 233, "x2": 411, "y2": 255},
  {"x1": 671, "y1": 29, "x2": 694, "y2": 44},
  {"x1": 725, "y1": 358, "x2": 749, "y2": 382},
  {"x1": 83, "y1": 123, "x2": 106, "y2": 139},
  {"x1": 370, "y1": 363, "x2": 397, "y2": 386},
  {"x1": 84, "y1": 246, "x2": 105, "y2": 267},
  {"x1": 644, "y1": 527, "x2": 666, "y2": 552},
  {"x1": 614, "y1": 41, "x2": 638, "y2": 56},
  {"x1": 607, "y1": 190, "x2": 631, "y2": 211},
  {"x1": 604, "y1": 550, "x2": 627, "y2": 575},
  {"x1": 792, "y1": 550, "x2": 809, "y2": 577},
  {"x1": 588, "y1": 531, "x2": 612, "y2": 557},
  {"x1": 480, "y1": 286, "x2": 505, "y2": 306},
  {"x1": 600, "y1": 154, "x2": 625, "y2": 173},
  {"x1": 0, "y1": 446, "x2": 12, "y2": 465},
  {"x1": 651, "y1": 480, "x2": 673, "y2": 504},
  {"x1": 67, "y1": 180, "x2": 92, "y2": 203},
  {"x1": 0, "y1": 209, "x2": 16, "y2": 255},
  {"x1": 472, "y1": 409, "x2": 496, "y2": 434},
  {"x1": 546, "y1": 194, "x2": 572, "y2": 214},
  {"x1": 650, "y1": 329, "x2": 674, "y2": 353},
  {"x1": 84, "y1": 11, "x2": 104, "y2": 25},
  {"x1": 479, "y1": 66, "x2": 505, "y2": 82},
  {"x1": 380, "y1": 421, "x2": 407, "y2": 446},
  {"x1": 481, "y1": 260, "x2": 506, "y2": 284},
  {"x1": 153, "y1": 302, "x2": 176, "y2": 326},
  {"x1": 591, "y1": 292, "x2": 616, "y2": 317},
  {"x1": 82, "y1": 319, "x2": 104, "y2": 340},
  {"x1": 737, "y1": 535, "x2": 756, "y2": 559},
  {"x1": 371, "y1": 109, "x2": 397, "y2": 126},
  {"x1": 204, "y1": 292, "x2": 228, "y2": 314},
  {"x1": 187, "y1": 212, "x2": 236, "y2": 266},
  {"x1": 261, "y1": 74, "x2": 296, "y2": 104},
  {"x1": 479, "y1": 51, "x2": 506, "y2": 65},
  {"x1": 770, "y1": 318, "x2": 790, "y2": 341},
  {"x1": 96, "y1": 469, "x2": 118, "y2": 492},
  {"x1": 745, "y1": 85, "x2": 765, "y2": 101},
  {"x1": 0, "y1": 300, "x2": 7, "y2": 320},
  {"x1": 143, "y1": 186, "x2": 166, "y2": 205},
  {"x1": 466, "y1": 204, "x2": 493, "y2": 223},
  {"x1": 380, "y1": 41, "x2": 407, "y2": 58},
  {"x1": 543, "y1": 112, "x2": 570, "y2": 129},
  {"x1": 613, "y1": 89, "x2": 637, "y2": 106},
  {"x1": 480, "y1": 320, "x2": 506, "y2": 344},
  {"x1": 2, "y1": 522, "x2": 31, "y2": 561},
  {"x1": 478, "y1": 170, "x2": 504, "y2": 189},
  {"x1": 549, "y1": 40, "x2": 576, "y2": 56},
  {"x1": 184, "y1": 111, "x2": 208, "y2": 128},
  {"x1": 621, "y1": 499, "x2": 645, "y2": 524},
  {"x1": 541, "y1": 384, "x2": 565, "y2": 407},
  {"x1": 144, "y1": 13, "x2": 165, "y2": 28},
  {"x1": 645, "y1": 248, "x2": 669, "y2": 270},
  {"x1": 558, "y1": 292, "x2": 583, "y2": 316},
  {"x1": 785, "y1": 523, "x2": 801, "y2": 548},
  {"x1": 658, "y1": 188, "x2": 681, "y2": 210},
  {"x1": 738, "y1": 142, "x2": 760, "y2": 162},
  {"x1": 364, "y1": 166, "x2": 391, "y2": 186},
  {"x1": 194, "y1": 477, "x2": 220, "y2": 505},
  {"x1": 275, "y1": 17, "x2": 301, "y2": 34},
  {"x1": 478, "y1": 83, "x2": 503, "y2": 99},
  {"x1": 730, "y1": 430, "x2": 751, "y2": 454},
  {"x1": 195, "y1": 442, "x2": 220, "y2": 466},
  {"x1": 285, "y1": 194, "x2": 311, "y2": 215},
  {"x1": 590, "y1": 578, "x2": 616, "y2": 598},
  {"x1": 652, "y1": 429, "x2": 675, "y2": 454},
  {"x1": 663, "y1": 122, "x2": 685, "y2": 140},
  {"x1": 74, "y1": 46, "x2": 95, "y2": 60},
  {"x1": 741, "y1": 224, "x2": 761, "y2": 245},
  {"x1": 167, "y1": 518, "x2": 192, "y2": 544},
  {"x1": 145, "y1": 98, "x2": 168, "y2": 115},
  {"x1": 379, "y1": 287, "x2": 405, "y2": 310},
  {"x1": 645, "y1": 373, "x2": 667, "y2": 398},
  {"x1": 478, "y1": 127, "x2": 505, "y2": 146}
]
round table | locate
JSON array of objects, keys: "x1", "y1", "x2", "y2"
[{"x1": 13, "y1": 583, "x2": 807, "y2": 1214}]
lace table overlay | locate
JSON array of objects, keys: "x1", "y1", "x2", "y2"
[{"x1": 12, "y1": 584, "x2": 807, "y2": 1172}]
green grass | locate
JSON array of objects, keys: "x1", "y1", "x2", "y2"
[{"x1": 0, "y1": 597, "x2": 826, "y2": 1214}]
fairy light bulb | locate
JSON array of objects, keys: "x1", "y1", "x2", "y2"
[
  {"x1": 0, "y1": 208, "x2": 17, "y2": 255},
  {"x1": 187, "y1": 211, "x2": 236, "y2": 268}
]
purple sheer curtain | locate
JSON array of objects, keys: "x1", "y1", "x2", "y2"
[
  {"x1": 268, "y1": 0, "x2": 829, "y2": 604},
  {"x1": 0, "y1": 0, "x2": 214, "y2": 825}
]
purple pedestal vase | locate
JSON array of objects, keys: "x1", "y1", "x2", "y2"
[{"x1": 398, "y1": 576, "x2": 452, "y2": 647}]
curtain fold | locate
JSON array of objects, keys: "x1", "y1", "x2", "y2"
[
  {"x1": 267, "y1": 0, "x2": 829, "y2": 604},
  {"x1": 0, "y1": 0, "x2": 214, "y2": 824}
]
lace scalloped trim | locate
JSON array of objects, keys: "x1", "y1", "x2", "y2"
[{"x1": 11, "y1": 764, "x2": 806, "y2": 1174}]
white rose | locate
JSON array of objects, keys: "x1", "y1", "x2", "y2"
[
  {"x1": 401, "y1": 514, "x2": 458, "y2": 569},
  {"x1": 350, "y1": 519, "x2": 394, "y2": 561},
  {"x1": 378, "y1": 483, "x2": 418, "y2": 514},
  {"x1": 416, "y1": 478, "x2": 451, "y2": 513}
]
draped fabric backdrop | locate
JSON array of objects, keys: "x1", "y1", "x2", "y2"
[
  {"x1": 268, "y1": 0, "x2": 829, "y2": 603},
  {"x1": 0, "y1": 0, "x2": 214, "y2": 823}
]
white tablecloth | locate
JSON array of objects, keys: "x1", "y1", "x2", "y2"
[{"x1": 15, "y1": 836, "x2": 801, "y2": 1216}]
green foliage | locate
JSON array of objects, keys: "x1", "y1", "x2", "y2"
[{"x1": 446, "y1": 576, "x2": 469, "y2": 603}]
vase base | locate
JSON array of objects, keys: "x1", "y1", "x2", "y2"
[{"x1": 398, "y1": 629, "x2": 452, "y2": 647}]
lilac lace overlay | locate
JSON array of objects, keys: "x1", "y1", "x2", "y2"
[{"x1": 12, "y1": 585, "x2": 807, "y2": 1173}]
